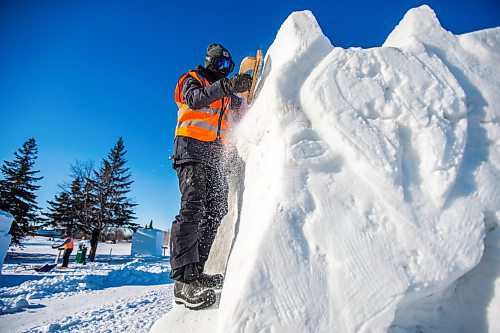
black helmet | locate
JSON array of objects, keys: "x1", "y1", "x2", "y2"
[{"x1": 205, "y1": 43, "x2": 235, "y2": 78}]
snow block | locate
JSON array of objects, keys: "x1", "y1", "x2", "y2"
[
  {"x1": 131, "y1": 228, "x2": 164, "y2": 257},
  {"x1": 153, "y1": 6, "x2": 500, "y2": 333},
  {"x1": 0, "y1": 210, "x2": 14, "y2": 273},
  {"x1": 225, "y1": 7, "x2": 498, "y2": 333}
]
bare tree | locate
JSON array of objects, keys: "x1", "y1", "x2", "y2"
[{"x1": 70, "y1": 160, "x2": 97, "y2": 241}]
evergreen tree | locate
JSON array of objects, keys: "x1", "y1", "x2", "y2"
[
  {"x1": 44, "y1": 160, "x2": 95, "y2": 238},
  {"x1": 88, "y1": 138, "x2": 138, "y2": 261},
  {"x1": 0, "y1": 138, "x2": 43, "y2": 245},
  {"x1": 45, "y1": 191, "x2": 76, "y2": 235}
]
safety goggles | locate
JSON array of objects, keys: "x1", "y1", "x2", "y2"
[{"x1": 214, "y1": 57, "x2": 234, "y2": 73}]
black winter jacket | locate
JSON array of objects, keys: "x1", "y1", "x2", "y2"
[{"x1": 173, "y1": 66, "x2": 242, "y2": 168}]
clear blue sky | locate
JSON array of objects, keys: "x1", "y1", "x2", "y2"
[{"x1": 1, "y1": 0, "x2": 498, "y2": 231}]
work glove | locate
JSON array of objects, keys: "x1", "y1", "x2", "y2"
[{"x1": 225, "y1": 74, "x2": 252, "y2": 94}]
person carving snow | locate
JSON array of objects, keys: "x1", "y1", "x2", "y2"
[{"x1": 170, "y1": 43, "x2": 252, "y2": 310}]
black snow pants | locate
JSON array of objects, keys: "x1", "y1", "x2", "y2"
[
  {"x1": 170, "y1": 162, "x2": 229, "y2": 272},
  {"x1": 62, "y1": 248, "x2": 73, "y2": 267}
]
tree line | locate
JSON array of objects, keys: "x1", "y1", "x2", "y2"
[{"x1": 0, "y1": 137, "x2": 139, "y2": 261}]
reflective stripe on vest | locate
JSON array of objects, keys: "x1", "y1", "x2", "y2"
[{"x1": 174, "y1": 71, "x2": 230, "y2": 142}]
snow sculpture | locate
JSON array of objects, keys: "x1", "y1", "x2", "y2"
[
  {"x1": 131, "y1": 228, "x2": 164, "y2": 257},
  {"x1": 0, "y1": 210, "x2": 14, "y2": 273}
]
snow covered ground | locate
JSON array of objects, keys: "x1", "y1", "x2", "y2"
[
  {"x1": 0, "y1": 236, "x2": 172, "y2": 332},
  {"x1": 153, "y1": 5, "x2": 499, "y2": 333}
]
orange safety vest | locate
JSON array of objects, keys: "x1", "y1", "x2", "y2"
[
  {"x1": 64, "y1": 237, "x2": 74, "y2": 250},
  {"x1": 174, "y1": 71, "x2": 231, "y2": 142}
]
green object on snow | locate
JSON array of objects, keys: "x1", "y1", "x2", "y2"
[{"x1": 75, "y1": 247, "x2": 87, "y2": 263}]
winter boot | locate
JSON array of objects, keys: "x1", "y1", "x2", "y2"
[
  {"x1": 198, "y1": 273, "x2": 224, "y2": 289},
  {"x1": 174, "y1": 280, "x2": 216, "y2": 310}
]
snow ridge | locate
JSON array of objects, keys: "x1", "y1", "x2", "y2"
[{"x1": 152, "y1": 6, "x2": 499, "y2": 333}]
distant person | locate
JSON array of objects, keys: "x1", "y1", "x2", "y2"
[
  {"x1": 76, "y1": 238, "x2": 88, "y2": 265},
  {"x1": 52, "y1": 232, "x2": 74, "y2": 269},
  {"x1": 89, "y1": 228, "x2": 99, "y2": 261},
  {"x1": 169, "y1": 44, "x2": 252, "y2": 310}
]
